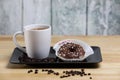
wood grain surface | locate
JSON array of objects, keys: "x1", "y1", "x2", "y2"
[{"x1": 0, "y1": 35, "x2": 120, "y2": 80}]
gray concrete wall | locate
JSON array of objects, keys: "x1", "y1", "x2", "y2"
[{"x1": 0, "y1": 0, "x2": 120, "y2": 35}]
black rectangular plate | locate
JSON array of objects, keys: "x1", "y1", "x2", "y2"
[{"x1": 9, "y1": 46, "x2": 102, "y2": 68}]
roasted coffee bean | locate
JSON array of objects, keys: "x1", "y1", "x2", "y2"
[
  {"x1": 29, "y1": 70, "x2": 33, "y2": 72},
  {"x1": 60, "y1": 75, "x2": 67, "y2": 78},
  {"x1": 63, "y1": 71, "x2": 66, "y2": 73},
  {"x1": 72, "y1": 73, "x2": 75, "y2": 76},
  {"x1": 90, "y1": 77, "x2": 92, "y2": 79},
  {"x1": 28, "y1": 71, "x2": 30, "y2": 73},
  {"x1": 67, "y1": 74, "x2": 71, "y2": 77},
  {"x1": 42, "y1": 69, "x2": 45, "y2": 72},
  {"x1": 70, "y1": 70, "x2": 73, "y2": 73},
  {"x1": 35, "y1": 69, "x2": 38, "y2": 71},
  {"x1": 44, "y1": 69, "x2": 49, "y2": 71},
  {"x1": 48, "y1": 70, "x2": 54, "y2": 73},
  {"x1": 77, "y1": 71, "x2": 81, "y2": 75},
  {"x1": 60, "y1": 76, "x2": 64, "y2": 78},
  {"x1": 27, "y1": 69, "x2": 33, "y2": 73},
  {"x1": 84, "y1": 73, "x2": 87, "y2": 75},
  {"x1": 80, "y1": 74, "x2": 83, "y2": 77},
  {"x1": 49, "y1": 58, "x2": 55, "y2": 62},
  {"x1": 54, "y1": 72, "x2": 59, "y2": 75},
  {"x1": 64, "y1": 71, "x2": 68, "y2": 74},
  {"x1": 88, "y1": 73, "x2": 91, "y2": 75},
  {"x1": 28, "y1": 71, "x2": 31, "y2": 73},
  {"x1": 78, "y1": 71, "x2": 81, "y2": 74},
  {"x1": 81, "y1": 69, "x2": 84, "y2": 72},
  {"x1": 47, "y1": 72, "x2": 51, "y2": 74},
  {"x1": 35, "y1": 71, "x2": 38, "y2": 74},
  {"x1": 82, "y1": 72, "x2": 85, "y2": 74}
]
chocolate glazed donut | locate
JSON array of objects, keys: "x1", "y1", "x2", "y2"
[{"x1": 58, "y1": 43, "x2": 85, "y2": 59}]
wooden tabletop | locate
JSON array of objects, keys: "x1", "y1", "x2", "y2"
[{"x1": 0, "y1": 35, "x2": 120, "y2": 80}]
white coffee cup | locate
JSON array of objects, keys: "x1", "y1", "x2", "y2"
[{"x1": 13, "y1": 24, "x2": 51, "y2": 59}]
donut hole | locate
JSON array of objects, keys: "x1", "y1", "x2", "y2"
[{"x1": 69, "y1": 47, "x2": 76, "y2": 52}]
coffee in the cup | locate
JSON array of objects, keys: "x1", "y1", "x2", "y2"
[{"x1": 31, "y1": 26, "x2": 49, "y2": 30}]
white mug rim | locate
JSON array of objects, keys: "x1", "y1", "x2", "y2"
[{"x1": 23, "y1": 24, "x2": 51, "y2": 32}]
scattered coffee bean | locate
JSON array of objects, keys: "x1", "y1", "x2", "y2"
[
  {"x1": 88, "y1": 73, "x2": 91, "y2": 75},
  {"x1": 60, "y1": 75, "x2": 68, "y2": 78},
  {"x1": 84, "y1": 73, "x2": 87, "y2": 75},
  {"x1": 63, "y1": 71, "x2": 66, "y2": 73},
  {"x1": 65, "y1": 71, "x2": 68, "y2": 74},
  {"x1": 30, "y1": 69, "x2": 33, "y2": 72},
  {"x1": 70, "y1": 70, "x2": 73, "y2": 73},
  {"x1": 27, "y1": 69, "x2": 39, "y2": 74},
  {"x1": 81, "y1": 69, "x2": 84, "y2": 72},
  {"x1": 34, "y1": 69, "x2": 38, "y2": 74},
  {"x1": 42, "y1": 69, "x2": 45, "y2": 72},
  {"x1": 80, "y1": 74, "x2": 83, "y2": 77},
  {"x1": 42, "y1": 69, "x2": 60, "y2": 76},
  {"x1": 28, "y1": 71, "x2": 30, "y2": 73},
  {"x1": 48, "y1": 70, "x2": 53, "y2": 73},
  {"x1": 61, "y1": 69, "x2": 93, "y2": 79},
  {"x1": 28, "y1": 69, "x2": 93, "y2": 79},
  {"x1": 72, "y1": 73, "x2": 75, "y2": 76},
  {"x1": 44, "y1": 69, "x2": 49, "y2": 71},
  {"x1": 90, "y1": 77, "x2": 92, "y2": 79},
  {"x1": 60, "y1": 76, "x2": 64, "y2": 78},
  {"x1": 27, "y1": 69, "x2": 33, "y2": 73},
  {"x1": 35, "y1": 71, "x2": 38, "y2": 74},
  {"x1": 35, "y1": 69, "x2": 38, "y2": 72},
  {"x1": 47, "y1": 72, "x2": 51, "y2": 74},
  {"x1": 67, "y1": 74, "x2": 71, "y2": 77},
  {"x1": 54, "y1": 72, "x2": 59, "y2": 75}
]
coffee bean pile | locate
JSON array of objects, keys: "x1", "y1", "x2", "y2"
[
  {"x1": 19, "y1": 54, "x2": 56, "y2": 63},
  {"x1": 58, "y1": 42, "x2": 85, "y2": 59},
  {"x1": 35, "y1": 69, "x2": 38, "y2": 74},
  {"x1": 28, "y1": 69, "x2": 38, "y2": 74},
  {"x1": 42, "y1": 69, "x2": 59, "y2": 75},
  {"x1": 28, "y1": 69, "x2": 33, "y2": 73},
  {"x1": 27, "y1": 69, "x2": 92, "y2": 79},
  {"x1": 59, "y1": 69, "x2": 92, "y2": 79}
]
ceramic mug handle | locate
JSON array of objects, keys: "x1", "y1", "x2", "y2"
[{"x1": 13, "y1": 31, "x2": 26, "y2": 53}]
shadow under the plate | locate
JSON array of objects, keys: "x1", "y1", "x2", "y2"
[{"x1": 6, "y1": 62, "x2": 101, "y2": 69}]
